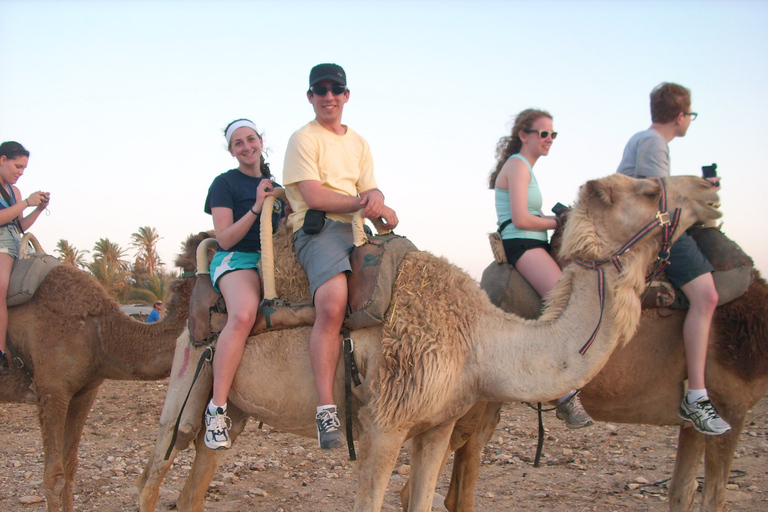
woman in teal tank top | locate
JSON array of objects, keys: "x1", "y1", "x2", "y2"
[{"x1": 488, "y1": 109, "x2": 593, "y2": 429}]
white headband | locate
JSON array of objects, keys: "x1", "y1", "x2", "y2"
[{"x1": 225, "y1": 120, "x2": 259, "y2": 146}]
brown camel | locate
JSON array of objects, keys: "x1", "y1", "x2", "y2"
[
  {"x1": 137, "y1": 175, "x2": 721, "y2": 512},
  {"x1": 1, "y1": 245, "x2": 197, "y2": 512},
  {"x1": 410, "y1": 246, "x2": 768, "y2": 512}
]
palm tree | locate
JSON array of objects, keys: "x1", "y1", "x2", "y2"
[
  {"x1": 93, "y1": 238, "x2": 129, "y2": 268},
  {"x1": 88, "y1": 238, "x2": 130, "y2": 301},
  {"x1": 130, "y1": 226, "x2": 163, "y2": 279},
  {"x1": 55, "y1": 239, "x2": 88, "y2": 269},
  {"x1": 126, "y1": 271, "x2": 173, "y2": 305}
]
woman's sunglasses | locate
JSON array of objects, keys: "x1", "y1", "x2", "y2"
[
  {"x1": 310, "y1": 84, "x2": 348, "y2": 96},
  {"x1": 523, "y1": 129, "x2": 558, "y2": 139}
]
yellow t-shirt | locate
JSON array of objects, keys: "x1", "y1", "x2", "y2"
[{"x1": 283, "y1": 120, "x2": 377, "y2": 233}]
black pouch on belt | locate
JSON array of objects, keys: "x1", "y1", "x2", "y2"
[{"x1": 302, "y1": 209, "x2": 327, "y2": 235}]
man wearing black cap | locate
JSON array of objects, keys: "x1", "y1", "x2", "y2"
[{"x1": 283, "y1": 63, "x2": 399, "y2": 449}]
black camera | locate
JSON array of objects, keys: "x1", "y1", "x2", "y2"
[
  {"x1": 551, "y1": 202, "x2": 568, "y2": 216},
  {"x1": 702, "y1": 163, "x2": 718, "y2": 179}
]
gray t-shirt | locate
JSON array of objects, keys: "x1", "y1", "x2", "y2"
[{"x1": 616, "y1": 128, "x2": 670, "y2": 177}]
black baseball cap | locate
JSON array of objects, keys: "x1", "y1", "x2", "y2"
[{"x1": 309, "y1": 63, "x2": 346, "y2": 87}]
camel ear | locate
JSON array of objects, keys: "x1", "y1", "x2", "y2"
[
  {"x1": 585, "y1": 179, "x2": 615, "y2": 206},
  {"x1": 637, "y1": 178, "x2": 662, "y2": 201}
]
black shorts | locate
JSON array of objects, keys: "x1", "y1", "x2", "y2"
[
  {"x1": 502, "y1": 238, "x2": 551, "y2": 267},
  {"x1": 664, "y1": 232, "x2": 714, "y2": 288}
]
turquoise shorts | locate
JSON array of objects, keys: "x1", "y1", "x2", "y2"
[{"x1": 209, "y1": 251, "x2": 261, "y2": 293}]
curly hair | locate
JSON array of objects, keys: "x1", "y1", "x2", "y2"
[
  {"x1": 488, "y1": 109, "x2": 552, "y2": 189},
  {"x1": 223, "y1": 118, "x2": 272, "y2": 179},
  {"x1": 650, "y1": 83, "x2": 691, "y2": 124}
]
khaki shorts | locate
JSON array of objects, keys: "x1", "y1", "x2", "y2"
[{"x1": 293, "y1": 219, "x2": 355, "y2": 301}]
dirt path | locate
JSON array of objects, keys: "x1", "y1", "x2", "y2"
[{"x1": 2, "y1": 379, "x2": 767, "y2": 511}]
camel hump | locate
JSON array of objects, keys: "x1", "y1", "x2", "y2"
[
  {"x1": 7, "y1": 240, "x2": 60, "y2": 307},
  {"x1": 346, "y1": 233, "x2": 419, "y2": 330}
]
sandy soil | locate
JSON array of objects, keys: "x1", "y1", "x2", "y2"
[{"x1": 1, "y1": 379, "x2": 767, "y2": 512}]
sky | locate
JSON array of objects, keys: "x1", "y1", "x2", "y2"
[{"x1": 1, "y1": 0, "x2": 767, "y2": 282}]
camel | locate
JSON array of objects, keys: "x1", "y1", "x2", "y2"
[
  {"x1": 408, "y1": 243, "x2": 768, "y2": 512},
  {"x1": 1, "y1": 243, "x2": 198, "y2": 512},
  {"x1": 136, "y1": 174, "x2": 722, "y2": 512}
]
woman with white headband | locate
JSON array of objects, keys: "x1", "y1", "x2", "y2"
[{"x1": 202, "y1": 118, "x2": 284, "y2": 450}]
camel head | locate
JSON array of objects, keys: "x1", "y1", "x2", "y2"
[{"x1": 560, "y1": 174, "x2": 720, "y2": 263}]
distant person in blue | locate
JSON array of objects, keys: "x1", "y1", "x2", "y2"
[
  {"x1": 146, "y1": 301, "x2": 163, "y2": 323},
  {"x1": 202, "y1": 118, "x2": 284, "y2": 450},
  {"x1": 488, "y1": 109, "x2": 593, "y2": 429},
  {"x1": 617, "y1": 82, "x2": 730, "y2": 436},
  {"x1": 0, "y1": 141, "x2": 50, "y2": 376}
]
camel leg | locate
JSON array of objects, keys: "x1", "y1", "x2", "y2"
[
  {"x1": 405, "y1": 420, "x2": 456, "y2": 512},
  {"x1": 668, "y1": 426, "x2": 706, "y2": 512},
  {"x1": 400, "y1": 402, "x2": 502, "y2": 512},
  {"x1": 137, "y1": 341, "x2": 213, "y2": 512},
  {"x1": 34, "y1": 384, "x2": 77, "y2": 512},
  {"x1": 445, "y1": 402, "x2": 502, "y2": 512},
  {"x1": 700, "y1": 413, "x2": 746, "y2": 512},
  {"x1": 400, "y1": 443, "x2": 453, "y2": 512},
  {"x1": 60, "y1": 383, "x2": 102, "y2": 512},
  {"x1": 175, "y1": 403, "x2": 249, "y2": 512},
  {"x1": 354, "y1": 409, "x2": 409, "y2": 512}
]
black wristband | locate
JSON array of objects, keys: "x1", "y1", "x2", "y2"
[{"x1": 250, "y1": 208, "x2": 260, "y2": 216}]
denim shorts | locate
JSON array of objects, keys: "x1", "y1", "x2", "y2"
[
  {"x1": 209, "y1": 250, "x2": 261, "y2": 293},
  {"x1": 664, "y1": 232, "x2": 714, "y2": 288},
  {"x1": 0, "y1": 224, "x2": 22, "y2": 259},
  {"x1": 293, "y1": 219, "x2": 355, "y2": 301},
  {"x1": 502, "y1": 238, "x2": 551, "y2": 267}
]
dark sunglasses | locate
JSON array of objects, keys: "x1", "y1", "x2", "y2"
[
  {"x1": 523, "y1": 129, "x2": 558, "y2": 139},
  {"x1": 310, "y1": 84, "x2": 348, "y2": 96}
]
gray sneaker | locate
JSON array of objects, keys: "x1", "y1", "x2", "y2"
[
  {"x1": 204, "y1": 406, "x2": 232, "y2": 450},
  {"x1": 316, "y1": 407, "x2": 344, "y2": 450},
  {"x1": 679, "y1": 396, "x2": 731, "y2": 436},
  {"x1": 556, "y1": 395, "x2": 594, "y2": 429}
]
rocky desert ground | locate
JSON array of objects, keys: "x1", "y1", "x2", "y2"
[{"x1": 1, "y1": 379, "x2": 767, "y2": 512}]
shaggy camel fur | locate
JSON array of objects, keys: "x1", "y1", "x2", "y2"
[
  {"x1": 1, "y1": 250, "x2": 197, "y2": 512},
  {"x1": 405, "y1": 257, "x2": 768, "y2": 512},
  {"x1": 137, "y1": 175, "x2": 721, "y2": 512}
]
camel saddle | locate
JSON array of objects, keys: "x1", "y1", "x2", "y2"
[
  {"x1": 482, "y1": 227, "x2": 753, "y2": 316},
  {"x1": 189, "y1": 233, "x2": 418, "y2": 345},
  {"x1": 6, "y1": 233, "x2": 60, "y2": 307}
]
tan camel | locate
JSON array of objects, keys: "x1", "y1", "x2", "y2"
[
  {"x1": 1, "y1": 248, "x2": 197, "y2": 512},
  {"x1": 408, "y1": 250, "x2": 768, "y2": 512},
  {"x1": 137, "y1": 175, "x2": 721, "y2": 512}
]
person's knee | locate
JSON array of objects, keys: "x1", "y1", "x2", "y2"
[
  {"x1": 315, "y1": 297, "x2": 347, "y2": 324},
  {"x1": 689, "y1": 282, "x2": 718, "y2": 312},
  {"x1": 226, "y1": 306, "x2": 258, "y2": 331}
]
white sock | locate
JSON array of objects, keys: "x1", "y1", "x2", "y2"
[
  {"x1": 317, "y1": 404, "x2": 336, "y2": 414},
  {"x1": 209, "y1": 399, "x2": 226, "y2": 414},
  {"x1": 687, "y1": 389, "x2": 708, "y2": 403},
  {"x1": 557, "y1": 390, "x2": 576, "y2": 405}
]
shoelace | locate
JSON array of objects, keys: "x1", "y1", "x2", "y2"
[
  {"x1": 694, "y1": 399, "x2": 720, "y2": 420},
  {"x1": 317, "y1": 411, "x2": 341, "y2": 433},
  {"x1": 208, "y1": 411, "x2": 232, "y2": 431}
]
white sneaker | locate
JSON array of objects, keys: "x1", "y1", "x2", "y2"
[
  {"x1": 679, "y1": 396, "x2": 731, "y2": 436},
  {"x1": 204, "y1": 405, "x2": 232, "y2": 449}
]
